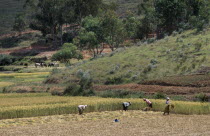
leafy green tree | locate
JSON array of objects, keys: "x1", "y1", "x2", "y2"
[
  {"x1": 52, "y1": 43, "x2": 83, "y2": 63},
  {"x1": 25, "y1": 0, "x2": 104, "y2": 46},
  {"x1": 74, "y1": 0, "x2": 103, "y2": 23},
  {"x1": 123, "y1": 11, "x2": 139, "y2": 39},
  {"x1": 188, "y1": 0, "x2": 210, "y2": 31},
  {"x1": 80, "y1": 15, "x2": 105, "y2": 56},
  {"x1": 154, "y1": 0, "x2": 186, "y2": 34},
  {"x1": 100, "y1": 10, "x2": 126, "y2": 51},
  {"x1": 78, "y1": 30, "x2": 99, "y2": 57}
]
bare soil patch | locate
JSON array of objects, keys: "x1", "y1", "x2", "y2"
[
  {"x1": 94, "y1": 83, "x2": 210, "y2": 95},
  {"x1": 0, "y1": 111, "x2": 210, "y2": 136}
]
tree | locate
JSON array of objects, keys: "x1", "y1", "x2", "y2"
[
  {"x1": 25, "y1": 0, "x2": 104, "y2": 47},
  {"x1": 78, "y1": 30, "x2": 99, "y2": 57},
  {"x1": 80, "y1": 15, "x2": 105, "y2": 56},
  {"x1": 13, "y1": 13, "x2": 26, "y2": 35},
  {"x1": 52, "y1": 43, "x2": 83, "y2": 63},
  {"x1": 154, "y1": 0, "x2": 186, "y2": 34},
  {"x1": 188, "y1": 0, "x2": 210, "y2": 31},
  {"x1": 73, "y1": 0, "x2": 103, "y2": 23},
  {"x1": 136, "y1": 0, "x2": 158, "y2": 39},
  {"x1": 100, "y1": 10, "x2": 126, "y2": 51},
  {"x1": 123, "y1": 11, "x2": 139, "y2": 39}
]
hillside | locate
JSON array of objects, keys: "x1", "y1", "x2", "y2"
[
  {"x1": 0, "y1": 0, "x2": 141, "y2": 36},
  {"x1": 48, "y1": 29, "x2": 210, "y2": 85},
  {"x1": 0, "y1": 0, "x2": 25, "y2": 35}
]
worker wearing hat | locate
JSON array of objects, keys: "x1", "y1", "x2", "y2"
[{"x1": 166, "y1": 97, "x2": 170, "y2": 104}]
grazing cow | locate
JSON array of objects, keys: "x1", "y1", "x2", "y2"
[
  {"x1": 41, "y1": 62, "x2": 47, "y2": 67},
  {"x1": 35, "y1": 63, "x2": 41, "y2": 68},
  {"x1": 48, "y1": 62, "x2": 59, "y2": 67},
  {"x1": 24, "y1": 63, "x2": 28, "y2": 67},
  {"x1": 48, "y1": 62, "x2": 54, "y2": 67},
  {"x1": 54, "y1": 63, "x2": 59, "y2": 67},
  {"x1": 78, "y1": 105, "x2": 88, "y2": 115},
  {"x1": 122, "y1": 102, "x2": 131, "y2": 111}
]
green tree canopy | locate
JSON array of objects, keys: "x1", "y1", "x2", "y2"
[{"x1": 52, "y1": 43, "x2": 83, "y2": 63}]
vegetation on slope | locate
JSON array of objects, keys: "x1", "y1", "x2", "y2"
[
  {"x1": 0, "y1": 0, "x2": 25, "y2": 35},
  {"x1": 48, "y1": 29, "x2": 210, "y2": 85}
]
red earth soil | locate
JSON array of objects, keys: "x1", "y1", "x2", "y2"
[{"x1": 93, "y1": 83, "x2": 210, "y2": 95}]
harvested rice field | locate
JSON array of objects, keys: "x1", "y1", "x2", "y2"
[{"x1": 0, "y1": 110, "x2": 210, "y2": 136}]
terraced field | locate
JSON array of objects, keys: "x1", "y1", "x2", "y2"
[{"x1": 0, "y1": 93, "x2": 209, "y2": 120}]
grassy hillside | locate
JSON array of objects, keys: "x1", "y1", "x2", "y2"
[
  {"x1": 48, "y1": 29, "x2": 210, "y2": 85},
  {"x1": 0, "y1": 0, "x2": 25, "y2": 35}
]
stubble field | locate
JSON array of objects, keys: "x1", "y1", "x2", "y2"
[{"x1": 0, "y1": 110, "x2": 210, "y2": 136}]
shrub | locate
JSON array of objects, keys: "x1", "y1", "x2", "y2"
[
  {"x1": 76, "y1": 69, "x2": 84, "y2": 78},
  {"x1": 0, "y1": 54, "x2": 14, "y2": 66},
  {"x1": 83, "y1": 89, "x2": 96, "y2": 96},
  {"x1": 150, "y1": 59, "x2": 158, "y2": 65},
  {"x1": 105, "y1": 76, "x2": 124, "y2": 85},
  {"x1": 153, "y1": 92, "x2": 166, "y2": 99},
  {"x1": 195, "y1": 93, "x2": 209, "y2": 102},
  {"x1": 79, "y1": 71, "x2": 93, "y2": 89},
  {"x1": 51, "y1": 90, "x2": 63, "y2": 96},
  {"x1": 172, "y1": 31, "x2": 178, "y2": 36},
  {"x1": 109, "y1": 64, "x2": 120, "y2": 74},
  {"x1": 63, "y1": 83, "x2": 82, "y2": 96},
  {"x1": 146, "y1": 38, "x2": 156, "y2": 44},
  {"x1": 194, "y1": 42, "x2": 202, "y2": 52}
]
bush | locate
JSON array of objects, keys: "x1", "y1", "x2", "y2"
[
  {"x1": 105, "y1": 76, "x2": 124, "y2": 85},
  {"x1": 63, "y1": 70, "x2": 94, "y2": 96},
  {"x1": 82, "y1": 89, "x2": 96, "y2": 96},
  {"x1": 195, "y1": 93, "x2": 209, "y2": 102},
  {"x1": 63, "y1": 83, "x2": 82, "y2": 96},
  {"x1": 79, "y1": 71, "x2": 93, "y2": 89},
  {"x1": 51, "y1": 90, "x2": 63, "y2": 96},
  {"x1": 153, "y1": 92, "x2": 166, "y2": 99},
  {"x1": 194, "y1": 42, "x2": 202, "y2": 52},
  {"x1": 0, "y1": 54, "x2": 14, "y2": 66}
]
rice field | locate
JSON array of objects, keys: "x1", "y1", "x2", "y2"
[
  {"x1": 0, "y1": 72, "x2": 50, "y2": 91},
  {"x1": 0, "y1": 93, "x2": 209, "y2": 120}
]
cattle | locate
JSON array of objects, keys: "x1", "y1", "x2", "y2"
[
  {"x1": 35, "y1": 63, "x2": 41, "y2": 68},
  {"x1": 41, "y1": 62, "x2": 47, "y2": 67},
  {"x1": 48, "y1": 62, "x2": 59, "y2": 67}
]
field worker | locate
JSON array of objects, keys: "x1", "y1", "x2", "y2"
[
  {"x1": 122, "y1": 102, "x2": 131, "y2": 111},
  {"x1": 78, "y1": 105, "x2": 87, "y2": 115},
  {"x1": 143, "y1": 98, "x2": 152, "y2": 108},
  {"x1": 166, "y1": 97, "x2": 170, "y2": 104},
  {"x1": 163, "y1": 97, "x2": 174, "y2": 115}
]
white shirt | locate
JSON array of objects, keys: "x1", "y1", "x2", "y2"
[{"x1": 78, "y1": 105, "x2": 87, "y2": 110}]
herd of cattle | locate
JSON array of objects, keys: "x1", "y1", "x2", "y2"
[{"x1": 35, "y1": 62, "x2": 59, "y2": 68}]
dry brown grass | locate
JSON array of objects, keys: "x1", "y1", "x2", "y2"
[{"x1": 0, "y1": 111, "x2": 210, "y2": 136}]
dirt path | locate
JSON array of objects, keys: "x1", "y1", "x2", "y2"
[{"x1": 0, "y1": 111, "x2": 210, "y2": 136}]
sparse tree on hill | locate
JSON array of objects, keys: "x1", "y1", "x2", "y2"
[{"x1": 100, "y1": 10, "x2": 126, "y2": 51}]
